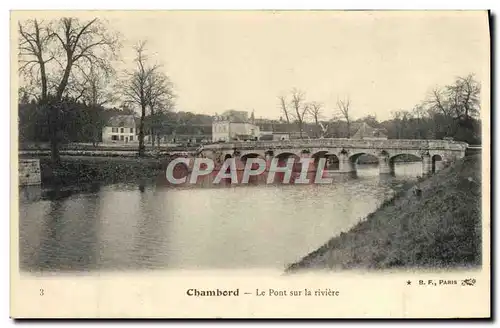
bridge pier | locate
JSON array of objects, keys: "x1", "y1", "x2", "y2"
[
  {"x1": 338, "y1": 152, "x2": 355, "y2": 173},
  {"x1": 378, "y1": 154, "x2": 394, "y2": 175},
  {"x1": 422, "y1": 153, "x2": 432, "y2": 175}
]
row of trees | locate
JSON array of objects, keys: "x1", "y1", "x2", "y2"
[
  {"x1": 18, "y1": 99, "x2": 215, "y2": 146},
  {"x1": 276, "y1": 74, "x2": 481, "y2": 144},
  {"x1": 18, "y1": 17, "x2": 175, "y2": 162},
  {"x1": 18, "y1": 99, "x2": 136, "y2": 145},
  {"x1": 278, "y1": 88, "x2": 356, "y2": 139}
]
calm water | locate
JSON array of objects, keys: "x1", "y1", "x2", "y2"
[{"x1": 19, "y1": 162, "x2": 422, "y2": 273}]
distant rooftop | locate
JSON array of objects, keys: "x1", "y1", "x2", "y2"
[
  {"x1": 106, "y1": 115, "x2": 136, "y2": 128},
  {"x1": 215, "y1": 110, "x2": 250, "y2": 123}
]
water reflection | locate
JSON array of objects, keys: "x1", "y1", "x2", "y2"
[
  {"x1": 20, "y1": 194, "x2": 101, "y2": 272},
  {"x1": 19, "y1": 162, "x2": 422, "y2": 273}
]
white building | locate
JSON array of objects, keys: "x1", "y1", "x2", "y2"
[
  {"x1": 212, "y1": 110, "x2": 260, "y2": 142},
  {"x1": 102, "y1": 115, "x2": 137, "y2": 143}
]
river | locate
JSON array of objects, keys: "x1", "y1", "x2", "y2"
[{"x1": 18, "y1": 162, "x2": 423, "y2": 273}]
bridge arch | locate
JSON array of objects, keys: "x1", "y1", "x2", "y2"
[
  {"x1": 349, "y1": 152, "x2": 379, "y2": 165},
  {"x1": 432, "y1": 154, "x2": 443, "y2": 173},
  {"x1": 275, "y1": 151, "x2": 300, "y2": 160},
  {"x1": 240, "y1": 152, "x2": 264, "y2": 164},
  {"x1": 240, "y1": 150, "x2": 265, "y2": 159},
  {"x1": 273, "y1": 152, "x2": 301, "y2": 170},
  {"x1": 311, "y1": 150, "x2": 329, "y2": 158},
  {"x1": 384, "y1": 153, "x2": 421, "y2": 176},
  {"x1": 311, "y1": 150, "x2": 340, "y2": 170},
  {"x1": 389, "y1": 153, "x2": 421, "y2": 165}
]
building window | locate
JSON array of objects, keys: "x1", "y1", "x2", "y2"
[
  {"x1": 130, "y1": 136, "x2": 133, "y2": 141},
  {"x1": 120, "y1": 128, "x2": 124, "y2": 133},
  {"x1": 120, "y1": 135, "x2": 124, "y2": 141},
  {"x1": 130, "y1": 128, "x2": 134, "y2": 133},
  {"x1": 112, "y1": 127, "x2": 117, "y2": 133},
  {"x1": 111, "y1": 135, "x2": 118, "y2": 141}
]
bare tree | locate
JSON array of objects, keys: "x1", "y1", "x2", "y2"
[
  {"x1": 426, "y1": 74, "x2": 480, "y2": 137},
  {"x1": 18, "y1": 17, "x2": 120, "y2": 162},
  {"x1": 278, "y1": 95, "x2": 291, "y2": 124},
  {"x1": 307, "y1": 101, "x2": 323, "y2": 138},
  {"x1": 121, "y1": 41, "x2": 175, "y2": 155},
  {"x1": 446, "y1": 74, "x2": 480, "y2": 120},
  {"x1": 412, "y1": 104, "x2": 427, "y2": 121},
  {"x1": 412, "y1": 104, "x2": 427, "y2": 139},
  {"x1": 290, "y1": 88, "x2": 309, "y2": 139},
  {"x1": 146, "y1": 69, "x2": 175, "y2": 148},
  {"x1": 18, "y1": 20, "x2": 52, "y2": 103},
  {"x1": 337, "y1": 97, "x2": 351, "y2": 138},
  {"x1": 78, "y1": 66, "x2": 116, "y2": 146},
  {"x1": 121, "y1": 41, "x2": 155, "y2": 156},
  {"x1": 427, "y1": 88, "x2": 453, "y2": 118}
]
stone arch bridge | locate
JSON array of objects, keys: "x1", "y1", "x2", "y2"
[{"x1": 199, "y1": 138, "x2": 468, "y2": 175}]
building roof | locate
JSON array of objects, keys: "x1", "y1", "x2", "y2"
[
  {"x1": 352, "y1": 122, "x2": 388, "y2": 139},
  {"x1": 107, "y1": 115, "x2": 136, "y2": 128},
  {"x1": 215, "y1": 110, "x2": 249, "y2": 123}
]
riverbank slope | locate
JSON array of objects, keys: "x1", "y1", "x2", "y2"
[{"x1": 286, "y1": 154, "x2": 482, "y2": 272}]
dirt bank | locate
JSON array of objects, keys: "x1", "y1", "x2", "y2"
[
  {"x1": 286, "y1": 154, "x2": 482, "y2": 272},
  {"x1": 32, "y1": 155, "x2": 168, "y2": 187}
]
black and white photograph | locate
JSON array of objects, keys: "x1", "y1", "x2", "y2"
[{"x1": 11, "y1": 9, "x2": 491, "y2": 318}]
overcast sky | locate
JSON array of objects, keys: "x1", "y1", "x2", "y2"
[{"x1": 15, "y1": 11, "x2": 490, "y2": 121}]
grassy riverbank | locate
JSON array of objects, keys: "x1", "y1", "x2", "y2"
[{"x1": 286, "y1": 154, "x2": 482, "y2": 272}]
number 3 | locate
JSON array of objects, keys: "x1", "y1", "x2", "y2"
[{"x1": 40, "y1": 289, "x2": 44, "y2": 296}]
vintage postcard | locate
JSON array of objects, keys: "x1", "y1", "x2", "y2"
[{"x1": 10, "y1": 10, "x2": 491, "y2": 318}]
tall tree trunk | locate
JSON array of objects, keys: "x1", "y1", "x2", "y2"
[
  {"x1": 47, "y1": 101, "x2": 61, "y2": 164},
  {"x1": 138, "y1": 105, "x2": 146, "y2": 157},
  {"x1": 50, "y1": 135, "x2": 60, "y2": 163},
  {"x1": 92, "y1": 126, "x2": 99, "y2": 147},
  {"x1": 150, "y1": 106, "x2": 155, "y2": 148},
  {"x1": 49, "y1": 60, "x2": 72, "y2": 164},
  {"x1": 91, "y1": 106, "x2": 99, "y2": 147},
  {"x1": 314, "y1": 117, "x2": 319, "y2": 138}
]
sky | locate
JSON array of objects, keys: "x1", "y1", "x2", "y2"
[{"x1": 14, "y1": 10, "x2": 490, "y2": 121}]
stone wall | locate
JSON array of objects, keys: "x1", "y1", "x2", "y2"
[{"x1": 19, "y1": 159, "x2": 41, "y2": 186}]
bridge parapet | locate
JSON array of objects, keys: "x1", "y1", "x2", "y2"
[{"x1": 203, "y1": 139, "x2": 468, "y2": 151}]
